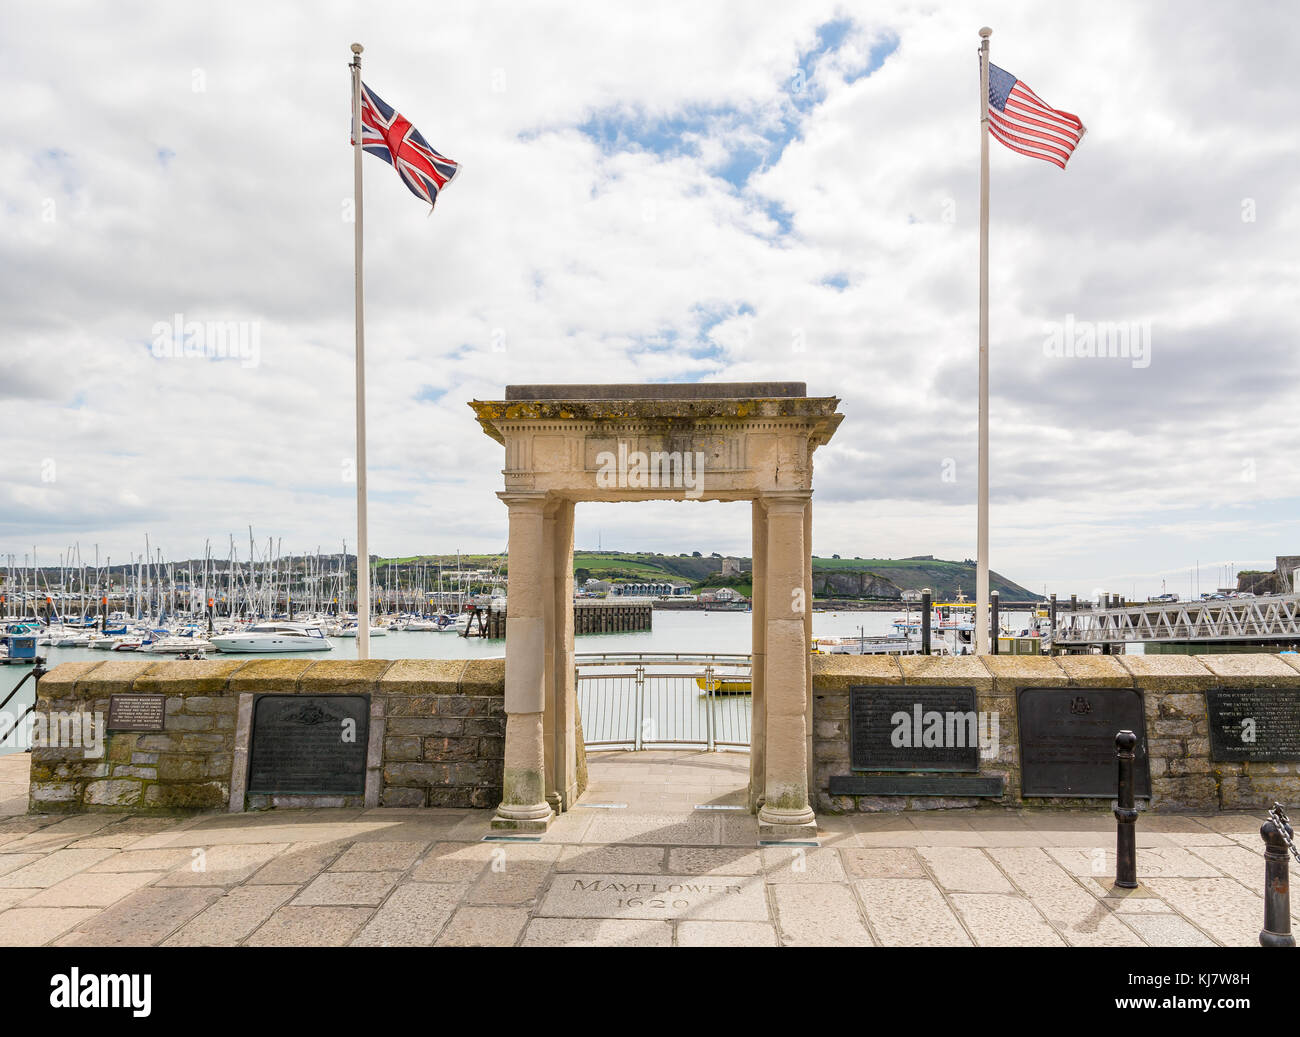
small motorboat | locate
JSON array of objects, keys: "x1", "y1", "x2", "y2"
[{"x1": 695, "y1": 676, "x2": 752, "y2": 695}]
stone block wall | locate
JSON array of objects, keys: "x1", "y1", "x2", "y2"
[
  {"x1": 812, "y1": 651, "x2": 1300, "y2": 813},
  {"x1": 27, "y1": 657, "x2": 511, "y2": 814}
]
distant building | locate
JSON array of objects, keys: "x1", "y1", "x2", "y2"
[
  {"x1": 721, "y1": 558, "x2": 741, "y2": 577},
  {"x1": 609, "y1": 581, "x2": 691, "y2": 598},
  {"x1": 900, "y1": 589, "x2": 923, "y2": 602}
]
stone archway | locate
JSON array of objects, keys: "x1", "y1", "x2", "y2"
[{"x1": 470, "y1": 383, "x2": 843, "y2": 836}]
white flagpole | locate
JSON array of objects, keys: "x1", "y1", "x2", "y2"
[
  {"x1": 350, "y1": 43, "x2": 371, "y2": 661},
  {"x1": 976, "y1": 26, "x2": 992, "y2": 655}
]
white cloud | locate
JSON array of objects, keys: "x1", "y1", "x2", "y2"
[{"x1": 1, "y1": 0, "x2": 1298, "y2": 597}]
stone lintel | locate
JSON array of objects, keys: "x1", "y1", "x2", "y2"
[{"x1": 505, "y1": 382, "x2": 807, "y2": 401}]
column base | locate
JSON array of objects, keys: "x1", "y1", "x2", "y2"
[
  {"x1": 491, "y1": 802, "x2": 555, "y2": 832},
  {"x1": 757, "y1": 803, "x2": 817, "y2": 838}
]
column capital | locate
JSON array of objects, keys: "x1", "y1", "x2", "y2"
[
  {"x1": 760, "y1": 490, "x2": 812, "y2": 511},
  {"x1": 497, "y1": 490, "x2": 549, "y2": 511}
]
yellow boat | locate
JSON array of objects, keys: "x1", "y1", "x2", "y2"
[{"x1": 695, "y1": 676, "x2": 752, "y2": 695}]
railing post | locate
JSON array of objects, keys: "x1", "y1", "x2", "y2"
[
  {"x1": 990, "y1": 590, "x2": 1000, "y2": 655},
  {"x1": 633, "y1": 664, "x2": 645, "y2": 751},
  {"x1": 921, "y1": 588, "x2": 931, "y2": 655},
  {"x1": 704, "y1": 664, "x2": 715, "y2": 751},
  {"x1": 1260, "y1": 809, "x2": 1296, "y2": 947},
  {"x1": 1114, "y1": 730, "x2": 1138, "y2": 889}
]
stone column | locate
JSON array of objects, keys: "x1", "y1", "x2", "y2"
[
  {"x1": 544, "y1": 498, "x2": 578, "y2": 813},
  {"x1": 749, "y1": 497, "x2": 767, "y2": 813},
  {"x1": 492, "y1": 491, "x2": 554, "y2": 831},
  {"x1": 758, "y1": 491, "x2": 816, "y2": 834},
  {"x1": 803, "y1": 497, "x2": 815, "y2": 800}
]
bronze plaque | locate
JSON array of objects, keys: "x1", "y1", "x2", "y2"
[
  {"x1": 1018, "y1": 687, "x2": 1150, "y2": 798},
  {"x1": 849, "y1": 685, "x2": 981, "y2": 772},
  {"x1": 247, "y1": 695, "x2": 369, "y2": 795},
  {"x1": 1206, "y1": 686, "x2": 1300, "y2": 762},
  {"x1": 107, "y1": 694, "x2": 167, "y2": 732}
]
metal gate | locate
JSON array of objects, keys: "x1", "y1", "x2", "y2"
[{"x1": 576, "y1": 652, "x2": 752, "y2": 750}]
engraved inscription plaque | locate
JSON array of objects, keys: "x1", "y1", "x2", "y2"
[
  {"x1": 247, "y1": 695, "x2": 369, "y2": 795},
  {"x1": 1206, "y1": 686, "x2": 1300, "y2": 762},
  {"x1": 107, "y1": 694, "x2": 167, "y2": 732},
  {"x1": 1018, "y1": 687, "x2": 1150, "y2": 798},
  {"x1": 849, "y1": 685, "x2": 981, "y2": 772}
]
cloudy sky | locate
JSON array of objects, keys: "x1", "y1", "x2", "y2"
[{"x1": 3, "y1": 0, "x2": 1297, "y2": 598}]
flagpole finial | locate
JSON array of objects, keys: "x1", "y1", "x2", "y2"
[
  {"x1": 351, "y1": 42, "x2": 363, "y2": 54},
  {"x1": 979, "y1": 26, "x2": 991, "y2": 37}
]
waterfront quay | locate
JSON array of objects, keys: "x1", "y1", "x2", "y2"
[{"x1": 0, "y1": 751, "x2": 1278, "y2": 948}]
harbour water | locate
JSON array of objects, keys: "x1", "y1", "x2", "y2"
[{"x1": 0, "y1": 608, "x2": 1051, "y2": 756}]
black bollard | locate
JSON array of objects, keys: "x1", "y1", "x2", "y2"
[
  {"x1": 1114, "y1": 730, "x2": 1138, "y2": 888},
  {"x1": 921, "y1": 588, "x2": 931, "y2": 655},
  {"x1": 1260, "y1": 808, "x2": 1296, "y2": 947}
]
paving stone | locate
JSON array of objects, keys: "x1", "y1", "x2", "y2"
[
  {"x1": 247, "y1": 841, "x2": 346, "y2": 884},
  {"x1": 1143, "y1": 877, "x2": 1263, "y2": 947},
  {"x1": 68, "y1": 817, "x2": 185, "y2": 848},
  {"x1": 0, "y1": 854, "x2": 44, "y2": 878},
  {"x1": 1122, "y1": 913, "x2": 1216, "y2": 946},
  {"x1": 582, "y1": 813, "x2": 720, "y2": 846},
  {"x1": 2, "y1": 848, "x2": 116, "y2": 887},
  {"x1": 761, "y1": 846, "x2": 846, "y2": 883},
  {"x1": 329, "y1": 840, "x2": 429, "y2": 872},
  {"x1": 163, "y1": 886, "x2": 298, "y2": 946},
  {"x1": 987, "y1": 847, "x2": 1143, "y2": 947},
  {"x1": 0, "y1": 907, "x2": 100, "y2": 946},
  {"x1": 841, "y1": 848, "x2": 926, "y2": 879},
  {"x1": 55, "y1": 887, "x2": 223, "y2": 946},
  {"x1": 464, "y1": 857, "x2": 555, "y2": 905},
  {"x1": 88, "y1": 848, "x2": 195, "y2": 872},
  {"x1": 22, "y1": 870, "x2": 163, "y2": 908},
  {"x1": 0, "y1": 888, "x2": 33, "y2": 911},
  {"x1": 351, "y1": 882, "x2": 465, "y2": 946},
  {"x1": 666, "y1": 847, "x2": 763, "y2": 875},
  {"x1": 434, "y1": 905, "x2": 529, "y2": 947},
  {"x1": 155, "y1": 843, "x2": 284, "y2": 886},
  {"x1": 949, "y1": 893, "x2": 1065, "y2": 946},
  {"x1": 521, "y1": 918, "x2": 672, "y2": 947},
  {"x1": 1184, "y1": 844, "x2": 1269, "y2": 892},
  {"x1": 676, "y1": 921, "x2": 778, "y2": 947},
  {"x1": 1047, "y1": 845, "x2": 1224, "y2": 880},
  {"x1": 558, "y1": 845, "x2": 666, "y2": 873},
  {"x1": 293, "y1": 870, "x2": 401, "y2": 907},
  {"x1": 919, "y1": 846, "x2": 1012, "y2": 892},
  {"x1": 773, "y1": 884, "x2": 872, "y2": 946},
  {"x1": 854, "y1": 878, "x2": 971, "y2": 946},
  {"x1": 409, "y1": 843, "x2": 492, "y2": 884},
  {"x1": 539, "y1": 873, "x2": 768, "y2": 921},
  {"x1": 246, "y1": 906, "x2": 375, "y2": 947}
]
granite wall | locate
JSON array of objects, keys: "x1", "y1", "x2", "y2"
[
  {"x1": 812, "y1": 652, "x2": 1300, "y2": 813},
  {"x1": 26, "y1": 658, "x2": 513, "y2": 814}
]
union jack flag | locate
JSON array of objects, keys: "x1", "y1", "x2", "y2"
[
  {"x1": 986, "y1": 63, "x2": 1085, "y2": 170},
  {"x1": 353, "y1": 82, "x2": 460, "y2": 208}
]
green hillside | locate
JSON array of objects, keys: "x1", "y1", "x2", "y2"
[{"x1": 379, "y1": 551, "x2": 1038, "y2": 600}]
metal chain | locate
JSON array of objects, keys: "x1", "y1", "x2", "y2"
[{"x1": 1267, "y1": 803, "x2": 1300, "y2": 866}]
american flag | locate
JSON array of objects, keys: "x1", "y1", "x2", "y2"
[
  {"x1": 986, "y1": 63, "x2": 1085, "y2": 170},
  {"x1": 354, "y1": 82, "x2": 460, "y2": 207}
]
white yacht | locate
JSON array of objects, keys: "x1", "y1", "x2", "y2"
[{"x1": 210, "y1": 622, "x2": 332, "y2": 653}]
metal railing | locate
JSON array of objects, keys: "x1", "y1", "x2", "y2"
[
  {"x1": 0, "y1": 658, "x2": 45, "y2": 747},
  {"x1": 576, "y1": 652, "x2": 752, "y2": 751}
]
